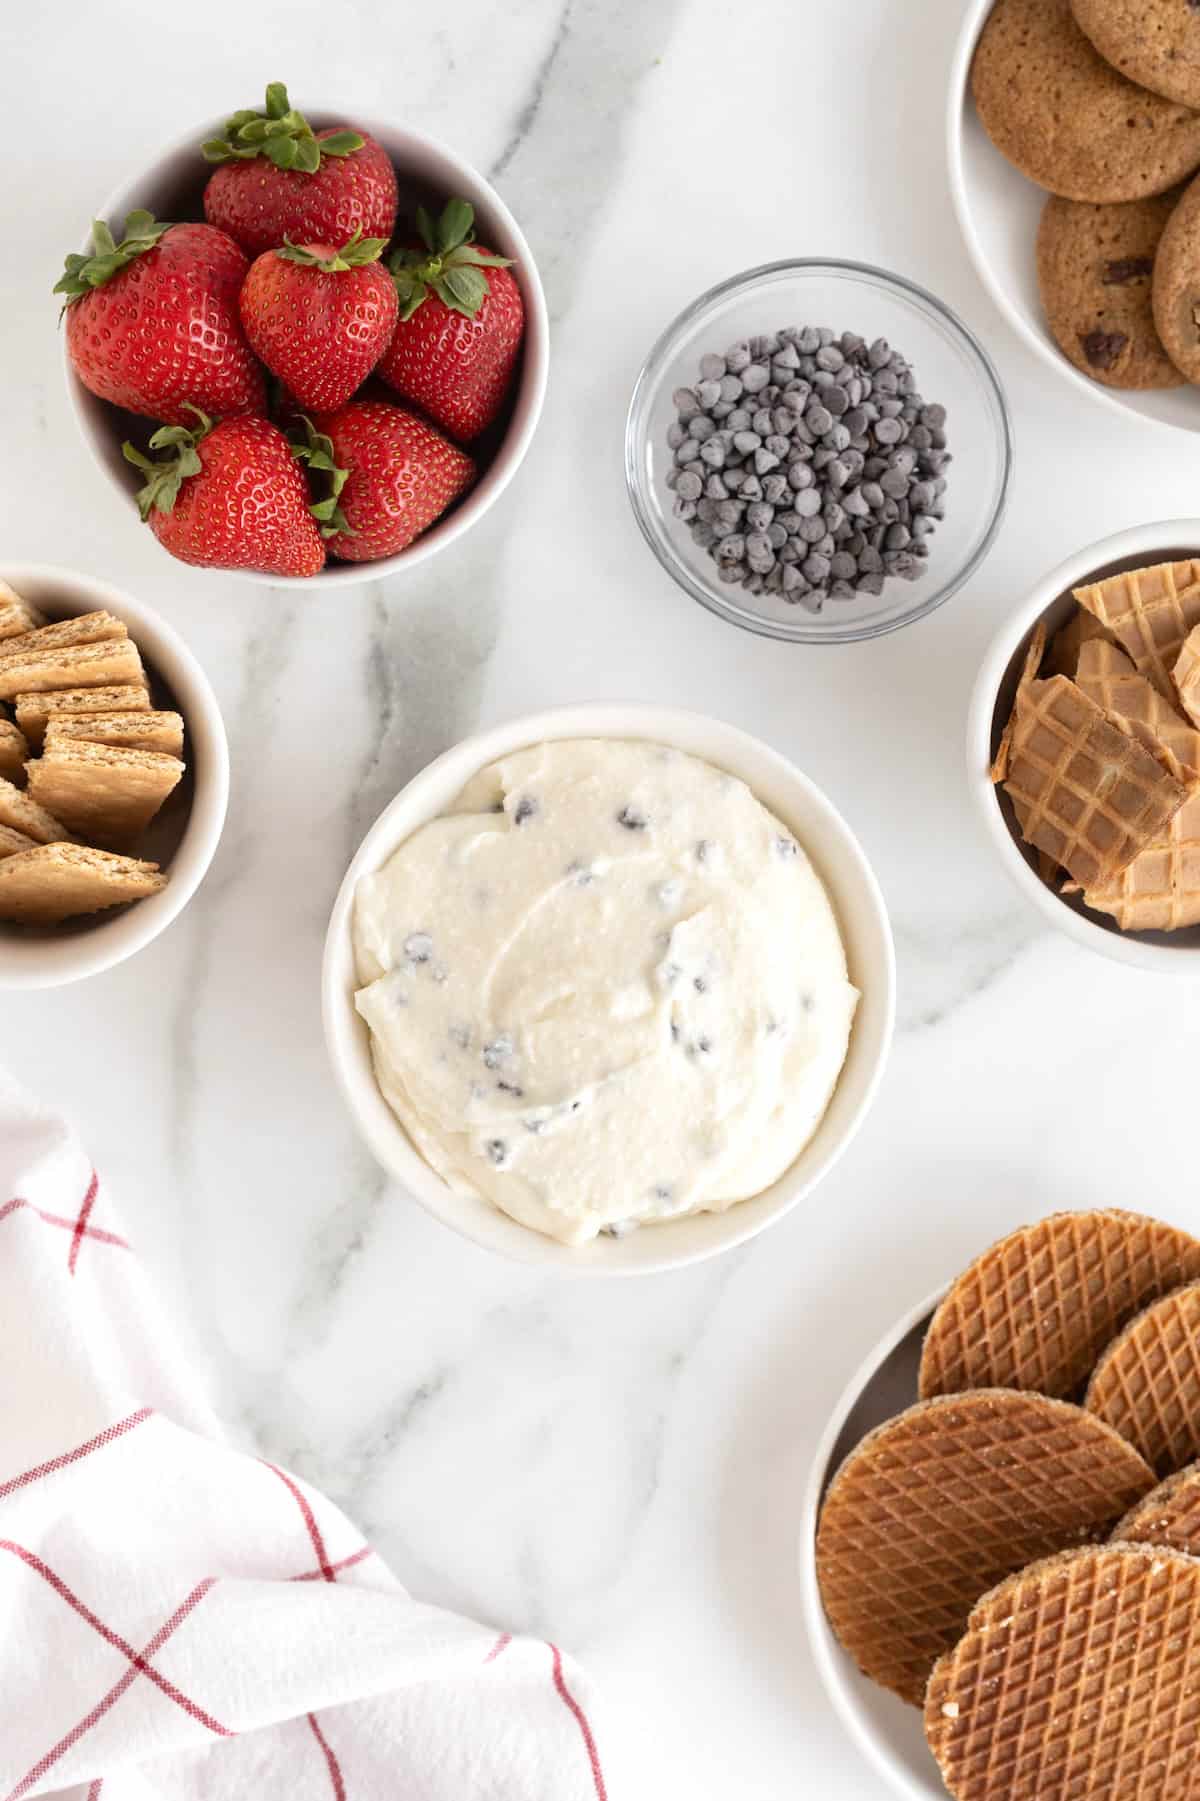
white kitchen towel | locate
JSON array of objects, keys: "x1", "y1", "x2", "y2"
[{"x1": 0, "y1": 1067, "x2": 608, "y2": 1800}]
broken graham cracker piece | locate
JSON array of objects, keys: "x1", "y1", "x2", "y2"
[
  {"x1": 0, "y1": 611, "x2": 127, "y2": 656},
  {"x1": 25, "y1": 741, "x2": 184, "y2": 849},
  {"x1": 1174, "y1": 624, "x2": 1200, "y2": 731},
  {"x1": 1075, "y1": 636, "x2": 1200, "y2": 784},
  {"x1": 1002, "y1": 672, "x2": 1189, "y2": 888},
  {"x1": 0, "y1": 580, "x2": 44, "y2": 641},
  {"x1": 1075, "y1": 558, "x2": 1200, "y2": 698},
  {"x1": 43, "y1": 710, "x2": 184, "y2": 759},
  {"x1": 0, "y1": 843, "x2": 165, "y2": 925},
  {"x1": 0, "y1": 719, "x2": 27, "y2": 784},
  {"x1": 0, "y1": 825, "x2": 36, "y2": 859},
  {"x1": 15, "y1": 684, "x2": 150, "y2": 750},
  {"x1": 0, "y1": 637, "x2": 144, "y2": 702},
  {"x1": 0, "y1": 775, "x2": 71, "y2": 846}
]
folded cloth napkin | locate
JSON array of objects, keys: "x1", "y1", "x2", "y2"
[{"x1": 0, "y1": 1067, "x2": 607, "y2": 1800}]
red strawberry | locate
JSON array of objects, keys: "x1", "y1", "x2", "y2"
[
  {"x1": 376, "y1": 198, "x2": 524, "y2": 442},
  {"x1": 202, "y1": 83, "x2": 397, "y2": 259},
  {"x1": 123, "y1": 410, "x2": 325, "y2": 578},
  {"x1": 56, "y1": 212, "x2": 265, "y2": 425},
  {"x1": 238, "y1": 232, "x2": 398, "y2": 412},
  {"x1": 296, "y1": 400, "x2": 474, "y2": 562}
]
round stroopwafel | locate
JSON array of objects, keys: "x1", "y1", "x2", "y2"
[
  {"x1": 1085, "y1": 1281, "x2": 1200, "y2": 1476},
  {"x1": 1116, "y1": 1463, "x2": 1200, "y2": 1556},
  {"x1": 925, "y1": 1543, "x2": 1200, "y2": 1800},
  {"x1": 815, "y1": 1390, "x2": 1154, "y2": 1706},
  {"x1": 919, "y1": 1210, "x2": 1200, "y2": 1402}
]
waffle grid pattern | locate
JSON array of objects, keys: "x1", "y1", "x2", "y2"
[
  {"x1": 1086, "y1": 1282, "x2": 1200, "y2": 1477},
  {"x1": 1076, "y1": 561, "x2": 1200, "y2": 698},
  {"x1": 1076, "y1": 637, "x2": 1200, "y2": 785},
  {"x1": 920, "y1": 1212, "x2": 1200, "y2": 1401},
  {"x1": 1002, "y1": 675, "x2": 1186, "y2": 889},
  {"x1": 925, "y1": 1545, "x2": 1200, "y2": 1800},
  {"x1": 1117, "y1": 1465, "x2": 1200, "y2": 1557},
  {"x1": 815, "y1": 1392, "x2": 1153, "y2": 1706},
  {"x1": 1174, "y1": 625, "x2": 1200, "y2": 731}
]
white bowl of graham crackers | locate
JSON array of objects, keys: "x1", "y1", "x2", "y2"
[
  {"x1": 0, "y1": 562, "x2": 228, "y2": 988},
  {"x1": 969, "y1": 519, "x2": 1200, "y2": 971}
]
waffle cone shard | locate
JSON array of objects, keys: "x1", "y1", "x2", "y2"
[
  {"x1": 1001, "y1": 669, "x2": 1188, "y2": 888},
  {"x1": 1078, "y1": 788, "x2": 1200, "y2": 930},
  {"x1": 1046, "y1": 604, "x2": 1118, "y2": 679},
  {"x1": 920, "y1": 1210, "x2": 1200, "y2": 1401},
  {"x1": 815, "y1": 1390, "x2": 1153, "y2": 1707},
  {"x1": 1076, "y1": 636, "x2": 1200, "y2": 785},
  {"x1": 925, "y1": 1543, "x2": 1200, "y2": 1801},
  {"x1": 1115, "y1": 1463, "x2": 1200, "y2": 1557},
  {"x1": 1075, "y1": 558, "x2": 1200, "y2": 698},
  {"x1": 1174, "y1": 625, "x2": 1200, "y2": 731},
  {"x1": 1085, "y1": 1281, "x2": 1200, "y2": 1476}
]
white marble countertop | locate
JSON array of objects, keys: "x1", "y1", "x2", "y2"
[{"x1": 4, "y1": 1, "x2": 1200, "y2": 1792}]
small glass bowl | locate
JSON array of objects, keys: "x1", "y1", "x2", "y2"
[{"x1": 625, "y1": 259, "x2": 1013, "y2": 644}]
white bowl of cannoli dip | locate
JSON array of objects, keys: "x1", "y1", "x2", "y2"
[{"x1": 322, "y1": 705, "x2": 894, "y2": 1272}]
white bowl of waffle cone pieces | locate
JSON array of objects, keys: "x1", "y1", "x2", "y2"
[
  {"x1": 322, "y1": 703, "x2": 895, "y2": 1273},
  {"x1": 0, "y1": 563, "x2": 228, "y2": 989},
  {"x1": 969, "y1": 520, "x2": 1200, "y2": 971}
]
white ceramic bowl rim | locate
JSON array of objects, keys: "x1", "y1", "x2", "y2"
[
  {"x1": 0, "y1": 562, "x2": 229, "y2": 989},
  {"x1": 799, "y1": 1284, "x2": 947, "y2": 1801},
  {"x1": 967, "y1": 517, "x2": 1200, "y2": 973},
  {"x1": 322, "y1": 702, "x2": 897, "y2": 1274},
  {"x1": 625, "y1": 256, "x2": 1014, "y2": 644},
  {"x1": 66, "y1": 105, "x2": 550, "y2": 589}
]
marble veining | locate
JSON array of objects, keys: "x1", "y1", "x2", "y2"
[{"x1": 6, "y1": 0, "x2": 1200, "y2": 1792}]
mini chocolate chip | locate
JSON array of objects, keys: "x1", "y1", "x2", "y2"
[
  {"x1": 483, "y1": 1035, "x2": 514, "y2": 1069},
  {"x1": 616, "y1": 805, "x2": 648, "y2": 830},
  {"x1": 1102, "y1": 256, "x2": 1153, "y2": 286},
  {"x1": 566, "y1": 859, "x2": 594, "y2": 885},
  {"x1": 404, "y1": 932, "x2": 433, "y2": 963},
  {"x1": 775, "y1": 835, "x2": 799, "y2": 858},
  {"x1": 513, "y1": 795, "x2": 538, "y2": 825},
  {"x1": 497, "y1": 1079, "x2": 524, "y2": 1097},
  {"x1": 694, "y1": 976, "x2": 707, "y2": 993},
  {"x1": 670, "y1": 1021, "x2": 682, "y2": 1042},
  {"x1": 1081, "y1": 329, "x2": 1128, "y2": 371},
  {"x1": 652, "y1": 1183, "x2": 674, "y2": 1202},
  {"x1": 485, "y1": 1138, "x2": 510, "y2": 1166}
]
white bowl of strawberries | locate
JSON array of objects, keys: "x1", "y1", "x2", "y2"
[{"x1": 59, "y1": 84, "x2": 549, "y2": 586}]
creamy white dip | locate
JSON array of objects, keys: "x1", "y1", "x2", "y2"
[{"x1": 353, "y1": 739, "x2": 858, "y2": 1245}]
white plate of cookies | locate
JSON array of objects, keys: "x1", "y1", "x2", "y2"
[
  {"x1": 950, "y1": 0, "x2": 1200, "y2": 433},
  {"x1": 0, "y1": 564, "x2": 227, "y2": 988}
]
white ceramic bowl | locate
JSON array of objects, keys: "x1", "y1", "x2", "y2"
[
  {"x1": 968, "y1": 519, "x2": 1200, "y2": 971},
  {"x1": 65, "y1": 108, "x2": 550, "y2": 588},
  {"x1": 799, "y1": 1286, "x2": 947, "y2": 1801},
  {"x1": 322, "y1": 704, "x2": 896, "y2": 1273},
  {"x1": 0, "y1": 562, "x2": 228, "y2": 989},
  {"x1": 948, "y1": 0, "x2": 1200, "y2": 434}
]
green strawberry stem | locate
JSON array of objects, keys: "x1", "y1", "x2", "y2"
[
  {"x1": 289, "y1": 415, "x2": 356, "y2": 538},
  {"x1": 54, "y1": 210, "x2": 170, "y2": 302},
  {"x1": 202, "y1": 82, "x2": 364, "y2": 174},
  {"x1": 388, "y1": 198, "x2": 513, "y2": 321},
  {"x1": 121, "y1": 406, "x2": 213, "y2": 518},
  {"x1": 275, "y1": 229, "x2": 388, "y2": 272}
]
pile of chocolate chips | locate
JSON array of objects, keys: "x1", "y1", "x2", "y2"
[{"x1": 665, "y1": 327, "x2": 950, "y2": 611}]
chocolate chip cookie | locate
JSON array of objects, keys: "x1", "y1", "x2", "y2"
[
  {"x1": 1072, "y1": 0, "x2": 1200, "y2": 111},
  {"x1": 973, "y1": 0, "x2": 1200, "y2": 202},
  {"x1": 1154, "y1": 167, "x2": 1200, "y2": 378},
  {"x1": 1037, "y1": 189, "x2": 1185, "y2": 387}
]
